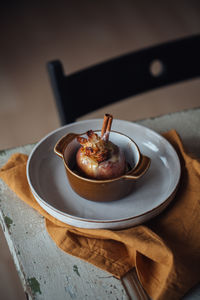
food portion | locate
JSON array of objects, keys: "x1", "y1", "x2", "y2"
[{"x1": 76, "y1": 114, "x2": 126, "y2": 179}]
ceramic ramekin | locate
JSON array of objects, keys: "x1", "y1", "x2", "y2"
[{"x1": 54, "y1": 130, "x2": 151, "y2": 202}]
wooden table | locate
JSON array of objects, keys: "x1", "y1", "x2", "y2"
[{"x1": 0, "y1": 108, "x2": 200, "y2": 300}]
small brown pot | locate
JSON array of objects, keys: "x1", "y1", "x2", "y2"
[{"x1": 54, "y1": 130, "x2": 151, "y2": 202}]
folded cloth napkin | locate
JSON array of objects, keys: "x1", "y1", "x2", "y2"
[{"x1": 0, "y1": 130, "x2": 200, "y2": 300}]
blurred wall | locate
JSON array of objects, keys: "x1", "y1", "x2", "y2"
[{"x1": 0, "y1": 0, "x2": 200, "y2": 149}]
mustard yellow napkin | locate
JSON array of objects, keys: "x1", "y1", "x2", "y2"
[{"x1": 0, "y1": 130, "x2": 200, "y2": 300}]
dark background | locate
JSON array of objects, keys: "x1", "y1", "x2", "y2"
[{"x1": 0, "y1": 0, "x2": 200, "y2": 149}]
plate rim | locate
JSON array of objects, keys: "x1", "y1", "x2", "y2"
[{"x1": 27, "y1": 119, "x2": 181, "y2": 225}]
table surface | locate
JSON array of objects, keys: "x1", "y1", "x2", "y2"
[{"x1": 0, "y1": 108, "x2": 200, "y2": 300}]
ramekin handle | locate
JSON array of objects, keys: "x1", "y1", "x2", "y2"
[
  {"x1": 54, "y1": 133, "x2": 79, "y2": 158},
  {"x1": 123, "y1": 155, "x2": 151, "y2": 180}
]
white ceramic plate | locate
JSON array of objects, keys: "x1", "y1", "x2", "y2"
[{"x1": 27, "y1": 119, "x2": 181, "y2": 229}]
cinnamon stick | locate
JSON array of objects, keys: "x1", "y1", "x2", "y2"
[{"x1": 101, "y1": 114, "x2": 113, "y2": 141}]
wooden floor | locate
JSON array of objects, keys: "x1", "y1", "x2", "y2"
[{"x1": 0, "y1": 1, "x2": 200, "y2": 299}]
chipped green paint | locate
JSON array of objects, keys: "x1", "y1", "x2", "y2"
[
  {"x1": 4, "y1": 216, "x2": 13, "y2": 229},
  {"x1": 0, "y1": 150, "x2": 6, "y2": 156},
  {"x1": 28, "y1": 277, "x2": 41, "y2": 295},
  {"x1": 73, "y1": 265, "x2": 80, "y2": 277}
]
